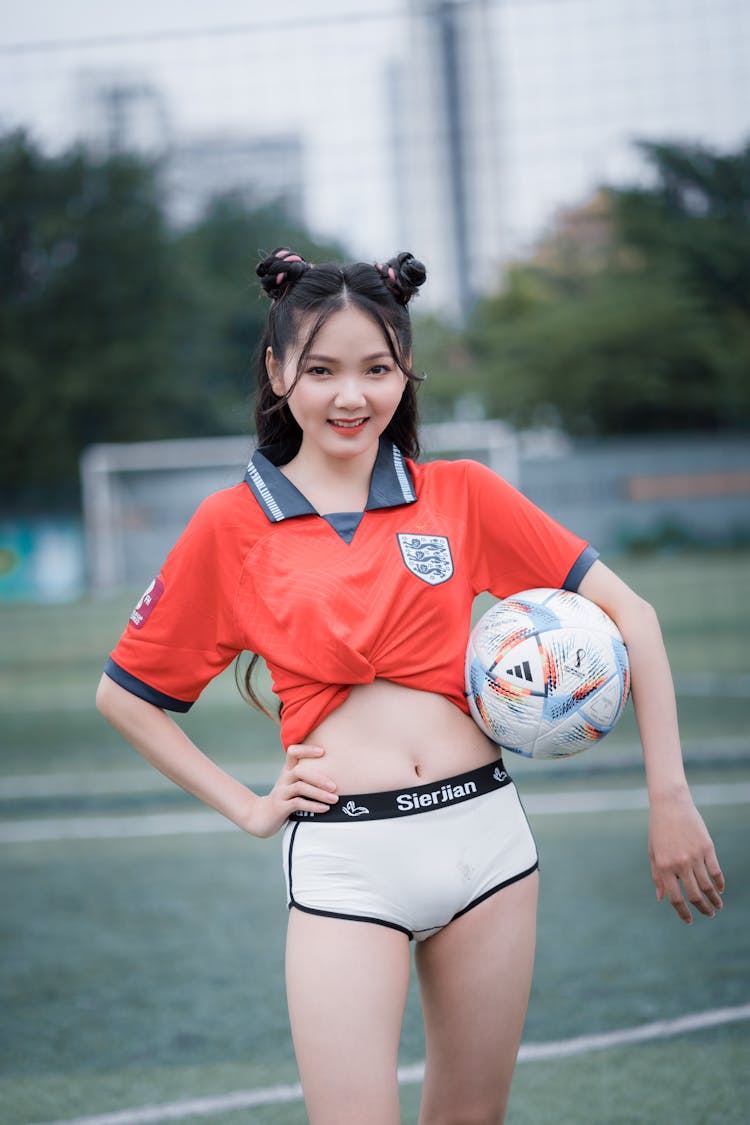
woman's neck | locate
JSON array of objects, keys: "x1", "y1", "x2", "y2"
[{"x1": 279, "y1": 440, "x2": 379, "y2": 515}]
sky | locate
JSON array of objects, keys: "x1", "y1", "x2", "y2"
[{"x1": 2, "y1": 0, "x2": 749, "y2": 267}]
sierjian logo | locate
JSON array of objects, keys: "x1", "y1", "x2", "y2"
[
  {"x1": 493, "y1": 766, "x2": 508, "y2": 784},
  {"x1": 341, "y1": 801, "x2": 370, "y2": 818},
  {"x1": 396, "y1": 779, "x2": 477, "y2": 811}
]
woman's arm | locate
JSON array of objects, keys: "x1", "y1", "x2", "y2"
[
  {"x1": 95, "y1": 675, "x2": 338, "y2": 838},
  {"x1": 577, "y1": 560, "x2": 724, "y2": 924}
]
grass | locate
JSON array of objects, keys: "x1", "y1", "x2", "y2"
[
  {"x1": 1, "y1": 548, "x2": 749, "y2": 1124},
  {"x1": 8, "y1": 1029, "x2": 750, "y2": 1125},
  {"x1": 1, "y1": 802, "x2": 748, "y2": 1123}
]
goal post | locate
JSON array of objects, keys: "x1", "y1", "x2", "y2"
[{"x1": 80, "y1": 422, "x2": 518, "y2": 592}]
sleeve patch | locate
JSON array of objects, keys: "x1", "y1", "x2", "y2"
[{"x1": 130, "y1": 577, "x2": 165, "y2": 628}]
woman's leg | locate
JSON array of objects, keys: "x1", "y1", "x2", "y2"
[
  {"x1": 415, "y1": 871, "x2": 539, "y2": 1125},
  {"x1": 285, "y1": 909, "x2": 412, "y2": 1125}
]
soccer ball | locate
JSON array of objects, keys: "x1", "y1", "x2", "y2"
[{"x1": 465, "y1": 588, "x2": 630, "y2": 759}]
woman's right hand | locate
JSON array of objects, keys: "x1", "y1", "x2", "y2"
[{"x1": 243, "y1": 743, "x2": 339, "y2": 838}]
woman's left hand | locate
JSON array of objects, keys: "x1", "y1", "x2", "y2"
[{"x1": 648, "y1": 789, "x2": 725, "y2": 924}]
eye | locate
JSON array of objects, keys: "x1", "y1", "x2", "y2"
[
  {"x1": 368, "y1": 363, "x2": 391, "y2": 376},
  {"x1": 307, "y1": 365, "x2": 331, "y2": 377}
]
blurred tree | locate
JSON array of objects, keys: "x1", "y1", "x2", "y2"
[
  {"x1": 4, "y1": 132, "x2": 747, "y2": 514},
  {"x1": 0, "y1": 132, "x2": 177, "y2": 508},
  {"x1": 411, "y1": 312, "x2": 480, "y2": 424},
  {"x1": 468, "y1": 138, "x2": 750, "y2": 434},
  {"x1": 0, "y1": 132, "x2": 343, "y2": 509},
  {"x1": 170, "y1": 194, "x2": 342, "y2": 437}
]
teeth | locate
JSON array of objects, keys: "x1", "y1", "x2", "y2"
[{"x1": 331, "y1": 419, "x2": 365, "y2": 427}]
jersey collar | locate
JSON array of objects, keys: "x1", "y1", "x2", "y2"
[{"x1": 244, "y1": 435, "x2": 417, "y2": 523}]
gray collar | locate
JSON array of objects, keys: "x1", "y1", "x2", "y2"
[{"x1": 244, "y1": 436, "x2": 417, "y2": 523}]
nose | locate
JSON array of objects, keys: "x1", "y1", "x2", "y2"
[{"x1": 333, "y1": 374, "x2": 368, "y2": 410}]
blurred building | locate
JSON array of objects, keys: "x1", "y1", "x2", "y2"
[
  {"x1": 395, "y1": 0, "x2": 504, "y2": 319},
  {"x1": 75, "y1": 69, "x2": 171, "y2": 156},
  {"x1": 75, "y1": 69, "x2": 306, "y2": 227},
  {"x1": 164, "y1": 133, "x2": 305, "y2": 227}
]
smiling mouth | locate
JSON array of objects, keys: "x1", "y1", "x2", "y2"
[{"x1": 328, "y1": 418, "x2": 369, "y2": 430}]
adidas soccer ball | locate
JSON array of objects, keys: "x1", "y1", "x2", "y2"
[{"x1": 465, "y1": 588, "x2": 630, "y2": 759}]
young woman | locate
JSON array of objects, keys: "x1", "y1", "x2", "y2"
[{"x1": 97, "y1": 248, "x2": 724, "y2": 1125}]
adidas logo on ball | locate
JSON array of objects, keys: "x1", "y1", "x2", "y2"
[{"x1": 505, "y1": 660, "x2": 534, "y2": 682}]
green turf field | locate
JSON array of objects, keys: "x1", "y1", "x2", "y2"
[{"x1": 1, "y1": 550, "x2": 749, "y2": 1124}]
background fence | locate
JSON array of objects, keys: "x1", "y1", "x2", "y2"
[
  {"x1": 78, "y1": 427, "x2": 750, "y2": 590},
  {"x1": 2, "y1": 6, "x2": 750, "y2": 1124},
  {"x1": 2, "y1": 0, "x2": 748, "y2": 315},
  {"x1": 523, "y1": 433, "x2": 750, "y2": 555}
]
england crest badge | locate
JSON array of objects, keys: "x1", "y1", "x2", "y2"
[{"x1": 397, "y1": 533, "x2": 454, "y2": 586}]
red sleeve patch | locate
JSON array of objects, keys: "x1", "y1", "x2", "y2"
[{"x1": 129, "y1": 577, "x2": 165, "y2": 628}]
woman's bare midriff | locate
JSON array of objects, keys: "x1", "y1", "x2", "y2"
[{"x1": 306, "y1": 679, "x2": 501, "y2": 794}]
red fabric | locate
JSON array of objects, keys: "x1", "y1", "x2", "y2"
[{"x1": 107, "y1": 458, "x2": 592, "y2": 749}]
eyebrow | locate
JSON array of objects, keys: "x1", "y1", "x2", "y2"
[{"x1": 307, "y1": 352, "x2": 391, "y2": 363}]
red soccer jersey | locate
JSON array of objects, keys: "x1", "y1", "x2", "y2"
[{"x1": 106, "y1": 438, "x2": 598, "y2": 749}]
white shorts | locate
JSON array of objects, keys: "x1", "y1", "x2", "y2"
[{"x1": 282, "y1": 761, "x2": 538, "y2": 941}]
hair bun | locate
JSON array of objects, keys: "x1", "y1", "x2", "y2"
[
  {"x1": 375, "y1": 252, "x2": 427, "y2": 305},
  {"x1": 256, "y1": 247, "x2": 311, "y2": 300}
]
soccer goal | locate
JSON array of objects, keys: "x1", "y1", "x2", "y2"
[{"x1": 80, "y1": 421, "x2": 518, "y2": 591}]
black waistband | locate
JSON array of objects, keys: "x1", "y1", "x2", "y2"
[{"x1": 290, "y1": 759, "x2": 511, "y2": 823}]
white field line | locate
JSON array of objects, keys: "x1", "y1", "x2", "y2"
[
  {"x1": 524, "y1": 781, "x2": 750, "y2": 815},
  {"x1": 2, "y1": 782, "x2": 750, "y2": 845},
  {"x1": 3, "y1": 736, "x2": 749, "y2": 801},
  {"x1": 0, "y1": 764, "x2": 281, "y2": 799},
  {"x1": 0, "y1": 811, "x2": 239, "y2": 844},
  {"x1": 4, "y1": 673, "x2": 747, "y2": 715},
  {"x1": 28, "y1": 1002, "x2": 750, "y2": 1125},
  {"x1": 675, "y1": 673, "x2": 750, "y2": 698},
  {"x1": 516, "y1": 1002, "x2": 750, "y2": 1061}
]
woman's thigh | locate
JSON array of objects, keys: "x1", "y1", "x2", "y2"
[
  {"x1": 285, "y1": 908, "x2": 412, "y2": 1125},
  {"x1": 415, "y1": 870, "x2": 539, "y2": 1125}
]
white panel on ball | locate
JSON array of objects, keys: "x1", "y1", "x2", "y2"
[{"x1": 466, "y1": 589, "x2": 630, "y2": 759}]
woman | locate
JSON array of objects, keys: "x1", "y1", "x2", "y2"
[{"x1": 97, "y1": 248, "x2": 724, "y2": 1125}]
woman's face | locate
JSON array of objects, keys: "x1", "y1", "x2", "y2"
[{"x1": 266, "y1": 304, "x2": 408, "y2": 463}]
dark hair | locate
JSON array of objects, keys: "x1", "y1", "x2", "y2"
[
  {"x1": 254, "y1": 248, "x2": 427, "y2": 461},
  {"x1": 239, "y1": 248, "x2": 428, "y2": 721}
]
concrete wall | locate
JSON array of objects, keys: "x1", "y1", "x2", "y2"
[
  {"x1": 520, "y1": 434, "x2": 750, "y2": 556},
  {"x1": 80, "y1": 429, "x2": 750, "y2": 591}
]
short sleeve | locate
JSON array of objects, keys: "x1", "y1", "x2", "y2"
[
  {"x1": 462, "y1": 459, "x2": 598, "y2": 598},
  {"x1": 104, "y1": 491, "x2": 245, "y2": 710}
]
